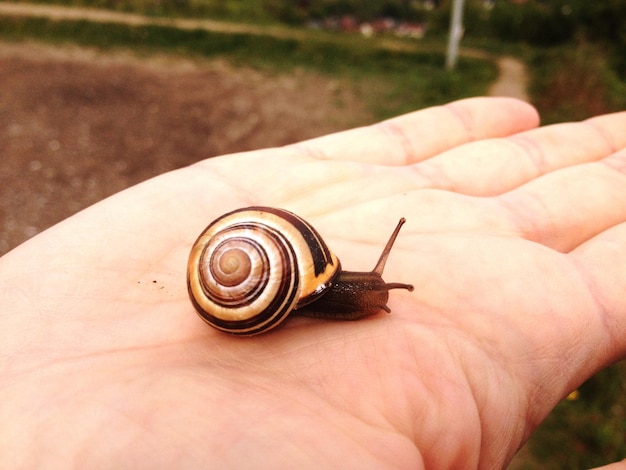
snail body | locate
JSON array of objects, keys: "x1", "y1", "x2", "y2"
[{"x1": 187, "y1": 206, "x2": 413, "y2": 336}]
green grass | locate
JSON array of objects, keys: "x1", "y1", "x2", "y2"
[
  {"x1": 0, "y1": 15, "x2": 495, "y2": 120},
  {"x1": 528, "y1": 42, "x2": 626, "y2": 124},
  {"x1": 525, "y1": 361, "x2": 626, "y2": 469}
]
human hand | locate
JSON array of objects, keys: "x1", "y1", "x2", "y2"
[{"x1": 1, "y1": 97, "x2": 625, "y2": 469}]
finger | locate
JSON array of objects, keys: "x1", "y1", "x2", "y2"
[
  {"x1": 289, "y1": 97, "x2": 539, "y2": 166},
  {"x1": 408, "y1": 110, "x2": 626, "y2": 196},
  {"x1": 496, "y1": 148, "x2": 626, "y2": 252},
  {"x1": 317, "y1": 146, "x2": 626, "y2": 252},
  {"x1": 569, "y1": 222, "x2": 626, "y2": 363},
  {"x1": 169, "y1": 113, "x2": 626, "y2": 253}
]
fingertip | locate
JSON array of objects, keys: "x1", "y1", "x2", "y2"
[
  {"x1": 445, "y1": 96, "x2": 540, "y2": 136},
  {"x1": 290, "y1": 97, "x2": 541, "y2": 167}
]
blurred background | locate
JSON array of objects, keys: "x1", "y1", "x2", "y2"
[{"x1": 0, "y1": 0, "x2": 624, "y2": 467}]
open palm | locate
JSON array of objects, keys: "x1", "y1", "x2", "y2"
[{"x1": 1, "y1": 98, "x2": 625, "y2": 469}]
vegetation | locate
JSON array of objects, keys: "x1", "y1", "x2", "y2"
[
  {"x1": 264, "y1": 0, "x2": 431, "y2": 24},
  {"x1": 520, "y1": 362, "x2": 626, "y2": 470},
  {"x1": 528, "y1": 42, "x2": 626, "y2": 124},
  {"x1": 476, "y1": 0, "x2": 626, "y2": 124},
  {"x1": 440, "y1": 0, "x2": 626, "y2": 124}
]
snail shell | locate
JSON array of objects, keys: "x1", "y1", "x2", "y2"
[{"x1": 187, "y1": 206, "x2": 413, "y2": 336}]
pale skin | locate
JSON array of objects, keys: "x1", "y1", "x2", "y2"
[{"x1": 1, "y1": 97, "x2": 625, "y2": 469}]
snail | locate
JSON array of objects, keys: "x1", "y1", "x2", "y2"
[{"x1": 187, "y1": 206, "x2": 414, "y2": 336}]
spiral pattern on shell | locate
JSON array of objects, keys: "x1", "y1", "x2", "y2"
[{"x1": 187, "y1": 207, "x2": 339, "y2": 335}]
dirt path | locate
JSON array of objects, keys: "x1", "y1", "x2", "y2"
[
  {"x1": 0, "y1": 2, "x2": 400, "y2": 43},
  {"x1": 0, "y1": 2, "x2": 313, "y2": 39},
  {"x1": 488, "y1": 56, "x2": 529, "y2": 102}
]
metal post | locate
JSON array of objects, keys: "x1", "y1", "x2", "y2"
[{"x1": 446, "y1": 0, "x2": 465, "y2": 70}]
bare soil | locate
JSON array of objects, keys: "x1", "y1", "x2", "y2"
[
  {"x1": 0, "y1": 41, "x2": 371, "y2": 255},
  {"x1": 488, "y1": 56, "x2": 529, "y2": 102}
]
